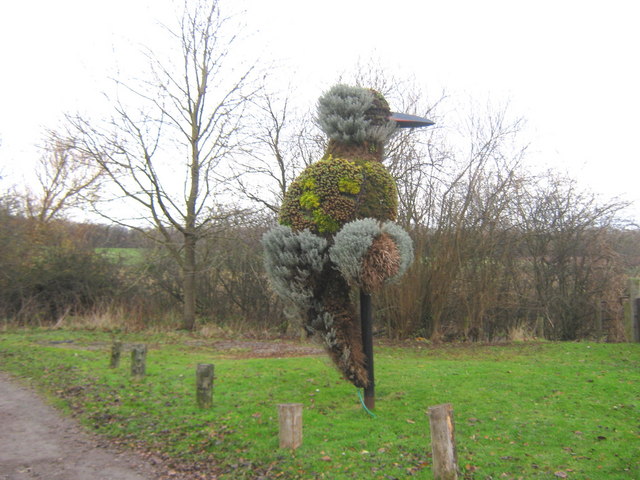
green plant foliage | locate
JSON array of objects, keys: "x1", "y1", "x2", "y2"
[
  {"x1": 299, "y1": 190, "x2": 320, "y2": 209},
  {"x1": 338, "y1": 177, "x2": 361, "y2": 195},
  {"x1": 311, "y1": 209, "x2": 341, "y2": 234},
  {"x1": 279, "y1": 156, "x2": 398, "y2": 235},
  {"x1": 355, "y1": 159, "x2": 398, "y2": 219}
]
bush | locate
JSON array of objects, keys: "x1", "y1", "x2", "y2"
[{"x1": 0, "y1": 203, "x2": 135, "y2": 324}]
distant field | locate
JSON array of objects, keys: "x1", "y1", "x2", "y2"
[
  {"x1": 0, "y1": 330, "x2": 638, "y2": 479},
  {"x1": 95, "y1": 248, "x2": 146, "y2": 265}
]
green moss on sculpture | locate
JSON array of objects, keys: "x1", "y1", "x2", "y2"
[
  {"x1": 279, "y1": 155, "x2": 398, "y2": 235},
  {"x1": 299, "y1": 190, "x2": 320, "y2": 209},
  {"x1": 354, "y1": 159, "x2": 398, "y2": 220},
  {"x1": 338, "y1": 177, "x2": 361, "y2": 195}
]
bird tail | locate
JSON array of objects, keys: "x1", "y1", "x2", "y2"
[{"x1": 306, "y1": 268, "x2": 369, "y2": 388}]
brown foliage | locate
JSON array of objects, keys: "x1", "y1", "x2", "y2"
[{"x1": 361, "y1": 233, "x2": 400, "y2": 293}]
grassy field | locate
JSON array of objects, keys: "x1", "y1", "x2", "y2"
[{"x1": 0, "y1": 330, "x2": 638, "y2": 479}]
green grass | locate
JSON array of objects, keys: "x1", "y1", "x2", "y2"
[{"x1": 0, "y1": 330, "x2": 638, "y2": 479}]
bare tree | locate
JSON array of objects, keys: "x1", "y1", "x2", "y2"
[
  {"x1": 63, "y1": 0, "x2": 256, "y2": 330},
  {"x1": 234, "y1": 89, "x2": 324, "y2": 214},
  {"x1": 514, "y1": 171, "x2": 629, "y2": 339},
  {"x1": 375, "y1": 98, "x2": 530, "y2": 340},
  {"x1": 25, "y1": 138, "x2": 102, "y2": 223}
]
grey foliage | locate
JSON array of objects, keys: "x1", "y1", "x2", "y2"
[
  {"x1": 318, "y1": 312, "x2": 337, "y2": 345},
  {"x1": 381, "y1": 221, "x2": 415, "y2": 282},
  {"x1": 329, "y1": 218, "x2": 379, "y2": 285},
  {"x1": 262, "y1": 225, "x2": 329, "y2": 313},
  {"x1": 329, "y1": 218, "x2": 414, "y2": 287},
  {"x1": 305, "y1": 304, "x2": 330, "y2": 335},
  {"x1": 317, "y1": 84, "x2": 395, "y2": 145}
]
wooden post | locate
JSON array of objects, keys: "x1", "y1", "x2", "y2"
[
  {"x1": 196, "y1": 363, "x2": 214, "y2": 408},
  {"x1": 428, "y1": 403, "x2": 459, "y2": 480},
  {"x1": 360, "y1": 291, "x2": 375, "y2": 410},
  {"x1": 109, "y1": 341, "x2": 122, "y2": 368},
  {"x1": 278, "y1": 403, "x2": 303, "y2": 449},
  {"x1": 131, "y1": 344, "x2": 147, "y2": 379}
]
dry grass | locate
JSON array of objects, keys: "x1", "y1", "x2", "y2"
[
  {"x1": 51, "y1": 304, "x2": 179, "y2": 332},
  {"x1": 507, "y1": 323, "x2": 536, "y2": 342}
]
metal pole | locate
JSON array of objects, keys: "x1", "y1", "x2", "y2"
[{"x1": 360, "y1": 290, "x2": 375, "y2": 410}]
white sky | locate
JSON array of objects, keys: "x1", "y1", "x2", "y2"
[{"x1": 1, "y1": 0, "x2": 639, "y2": 222}]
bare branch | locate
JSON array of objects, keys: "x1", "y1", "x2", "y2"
[{"x1": 60, "y1": 0, "x2": 257, "y2": 330}]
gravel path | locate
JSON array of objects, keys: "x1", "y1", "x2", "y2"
[{"x1": 0, "y1": 372, "x2": 159, "y2": 480}]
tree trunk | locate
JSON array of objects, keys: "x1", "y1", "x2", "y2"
[{"x1": 182, "y1": 232, "x2": 197, "y2": 331}]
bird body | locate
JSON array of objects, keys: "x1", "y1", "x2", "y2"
[
  {"x1": 264, "y1": 85, "x2": 431, "y2": 387},
  {"x1": 279, "y1": 154, "x2": 397, "y2": 235}
]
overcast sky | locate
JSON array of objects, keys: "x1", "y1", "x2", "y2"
[{"x1": 1, "y1": 0, "x2": 638, "y2": 221}]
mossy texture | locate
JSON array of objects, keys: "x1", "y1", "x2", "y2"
[{"x1": 279, "y1": 156, "x2": 398, "y2": 235}]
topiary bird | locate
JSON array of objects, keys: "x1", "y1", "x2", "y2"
[{"x1": 263, "y1": 84, "x2": 433, "y2": 387}]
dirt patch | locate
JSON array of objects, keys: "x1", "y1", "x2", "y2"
[
  {"x1": 196, "y1": 339, "x2": 323, "y2": 358},
  {"x1": 43, "y1": 338, "x2": 324, "y2": 358}
]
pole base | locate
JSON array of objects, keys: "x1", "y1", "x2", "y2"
[{"x1": 364, "y1": 394, "x2": 375, "y2": 411}]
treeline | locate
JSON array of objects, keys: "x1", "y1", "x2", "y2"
[
  {"x1": 1, "y1": 188, "x2": 638, "y2": 341},
  {"x1": 0, "y1": 196, "x2": 281, "y2": 331},
  {"x1": 379, "y1": 175, "x2": 637, "y2": 342}
]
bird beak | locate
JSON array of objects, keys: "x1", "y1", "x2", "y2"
[{"x1": 389, "y1": 112, "x2": 435, "y2": 129}]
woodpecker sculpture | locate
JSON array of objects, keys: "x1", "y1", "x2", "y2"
[{"x1": 263, "y1": 84, "x2": 433, "y2": 387}]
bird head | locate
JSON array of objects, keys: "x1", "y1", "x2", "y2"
[{"x1": 317, "y1": 84, "x2": 433, "y2": 161}]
